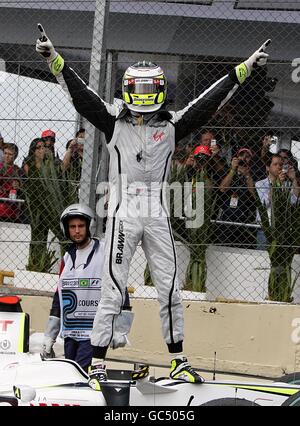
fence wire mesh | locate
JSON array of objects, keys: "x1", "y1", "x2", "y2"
[{"x1": 0, "y1": 0, "x2": 300, "y2": 304}]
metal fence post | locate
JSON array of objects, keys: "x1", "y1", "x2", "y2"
[
  {"x1": 94, "y1": 50, "x2": 115, "y2": 238},
  {"x1": 79, "y1": 0, "x2": 110, "y2": 210}
]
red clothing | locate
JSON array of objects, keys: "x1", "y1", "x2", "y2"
[{"x1": 0, "y1": 162, "x2": 22, "y2": 220}]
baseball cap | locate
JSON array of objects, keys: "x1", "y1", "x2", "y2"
[
  {"x1": 237, "y1": 148, "x2": 253, "y2": 157},
  {"x1": 41, "y1": 129, "x2": 56, "y2": 139},
  {"x1": 193, "y1": 145, "x2": 212, "y2": 157}
]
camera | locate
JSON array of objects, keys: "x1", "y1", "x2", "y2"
[
  {"x1": 270, "y1": 135, "x2": 278, "y2": 145},
  {"x1": 238, "y1": 160, "x2": 247, "y2": 167},
  {"x1": 77, "y1": 137, "x2": 85, "y2": 146},
  {"x1": 282, "y1": 164, "x2": 289, "y2": 173},
  {"x1": 195, "y1": 154, "x2": 209, "y2": 164}
]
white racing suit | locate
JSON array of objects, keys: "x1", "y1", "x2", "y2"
[{"x1": 56, "y1": 66, "x2": 240, "y2": 356}]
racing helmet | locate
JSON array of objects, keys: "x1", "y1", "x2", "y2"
[
  {"x1": 122, "y1": 61, "x2": 167, "y2": 113},
  {"x1": 60, "y1": 203, "x2": 96, "y2": 239}
]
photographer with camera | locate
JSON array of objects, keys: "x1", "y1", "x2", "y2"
[
  {"x1": 248, "y1": 130, "x2": 278, "y2": 182},
  {"x1": 41, "y1": 129, "x2": 62, "y2": 165},
  {"x1": 217, "y1": 148, "x2": 256, "y2": 248},
  {"x1": 61, "y1": 133, "x2": 85, "y2": 199},
  {"x1": 189, "y1": 143, "x2": 227, "y2": 186},
  {"x1": 255, "y1": 152, "x2": 300, "y2": 249},
  {"x1": 193, "y1": 144, "x2": 211, "y2": 167},
  {"x1": 62, "y1": 132, "x2": 85, "y2": 180},
  {"x1": 260, "y1": 131, "x2": 278, "y2": 160}
]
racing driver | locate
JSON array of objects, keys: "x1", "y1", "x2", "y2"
[{"x1": 36, "y1": 24, "x2": 270, "y2": 387}]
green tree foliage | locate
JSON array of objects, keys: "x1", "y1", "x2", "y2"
[
  {"x1": 183, "y1": 169, "x2": 217, "y2": 292},
  {"x1": 23, "y1": 158, "x2": 78, "y2": 272}
]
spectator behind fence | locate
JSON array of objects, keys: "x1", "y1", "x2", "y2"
[
  {"x1": 198, "y1": 130, "x2": 220, "y2": 157},
  {"x1": 199, "y1": 130, "x2": 215, "y2": 146},
  {"x1": 172, "y1": 143, "x2": 191, "y2": 168},
  {"x1": 277, "y1": 149, "x2": 300, "y2": 186},
  {"x1": 192, "y1": 145, "x2": 212, "y2": 184},
  {"x1": 0, "y1": 131, "x2": 4, "y2": 163},
  {"x1": 191, "y1": 143, "x2": 227, "y2": 186},
  {"x1": 259, "y1": 130, "x2": 277, "y2": 161},
  {"x1": 250, "y1": 130, "x2": 276, "y2": 182},
  {"x1": 23, "y1": 138, "x2": 63, "y2": 271},
  {"x1": 217, "y1": 147, "x2": 256, "y2": 248},
  {"x1": 255, "y1": 153, "x2": 300, "y2": 249},
  {"x1": 277, "y1": 148, "x2": 293, "y2": 165},
  {"x1": 199, "y1": 128, "x2": 234, "y2": 164},
  {"x1": 0, "y1": 143, "x2": 23, "y2": 222},
  {"x1": 75, "y1": 127, "x2": 85, "y2": 141},
  {"x1": 288, "y1": 155, "x2": 300, "y2": 187},
  {"x1": 41, "y1": 129, "x2": 61, "y2": 164},
  {"x1": 62, "y1": 136, "x2": 84, "y2": 182}
]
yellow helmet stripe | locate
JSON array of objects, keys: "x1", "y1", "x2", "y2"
[
  {"x1": 17, "y1": 313, "x2": 26, "y2": 352},
  {"x1": 215, "y1": 383, "x2": 299, "y2": 397}
]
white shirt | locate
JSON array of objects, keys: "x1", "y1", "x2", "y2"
[{"x1": 255, "y1": 176, "x2": 298, "y2": 224}]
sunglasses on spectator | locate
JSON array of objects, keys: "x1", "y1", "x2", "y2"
[{"x1": 43, "y1": 137, "x2": 55, "y2": 142}]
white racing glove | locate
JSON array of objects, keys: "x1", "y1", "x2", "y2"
[
  {"x1": 235, "y1": 39, "x2": 271, "y2": 84},
  {"x1": 40, "y1": 315, "x2": 61, "y2": 359},
  {"x1": 35, "y1": 23, "x2": 64, "y2": 76},
  {"x1": 41, "y1": 335, "x2": 56, "y2": 359},
  {"x1": 110, "y1": 310, "x2": 134, "y2": 350}
]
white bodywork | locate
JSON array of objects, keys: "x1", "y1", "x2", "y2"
[
  {"x1": 0, "y1": 356, "x2": 300, "y2": 406},
  {"x1": 0, "y1": 333, "x2": 299, "y2": 406}
]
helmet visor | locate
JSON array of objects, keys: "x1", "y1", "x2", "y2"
[{"x1": 124, "y1": 78, "x2": 163, "y2": 95}]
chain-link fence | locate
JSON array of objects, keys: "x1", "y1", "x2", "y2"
[{"x1": 0, "y1": 0, "x2": 300, "y2": 304}]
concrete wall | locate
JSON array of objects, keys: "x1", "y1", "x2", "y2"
[{"x1": 21, "y1": 295, "x2": 300, "y2": 379}]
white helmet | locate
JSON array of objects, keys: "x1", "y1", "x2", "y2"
[
  {"x1": 60, "y1": 203, "x2": 96, "y2": 238},
  {"x1": 122, "y1": 61, "x2": 167, "y2": 113}
]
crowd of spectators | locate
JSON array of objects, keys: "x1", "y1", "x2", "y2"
[
  {"x1": 0, "y1": 127, "x2": 85, "y2": 226},
  {"x1": 175, "y1": 128, "x2": 300, "y2": 250},
  {"x1": 1, "y1": 126, "x2": 300, "y2": 253}
]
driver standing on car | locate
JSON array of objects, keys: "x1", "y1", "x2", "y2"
[{"x1": 35, "y1": 24, "x2": 271, "y2": 386}]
